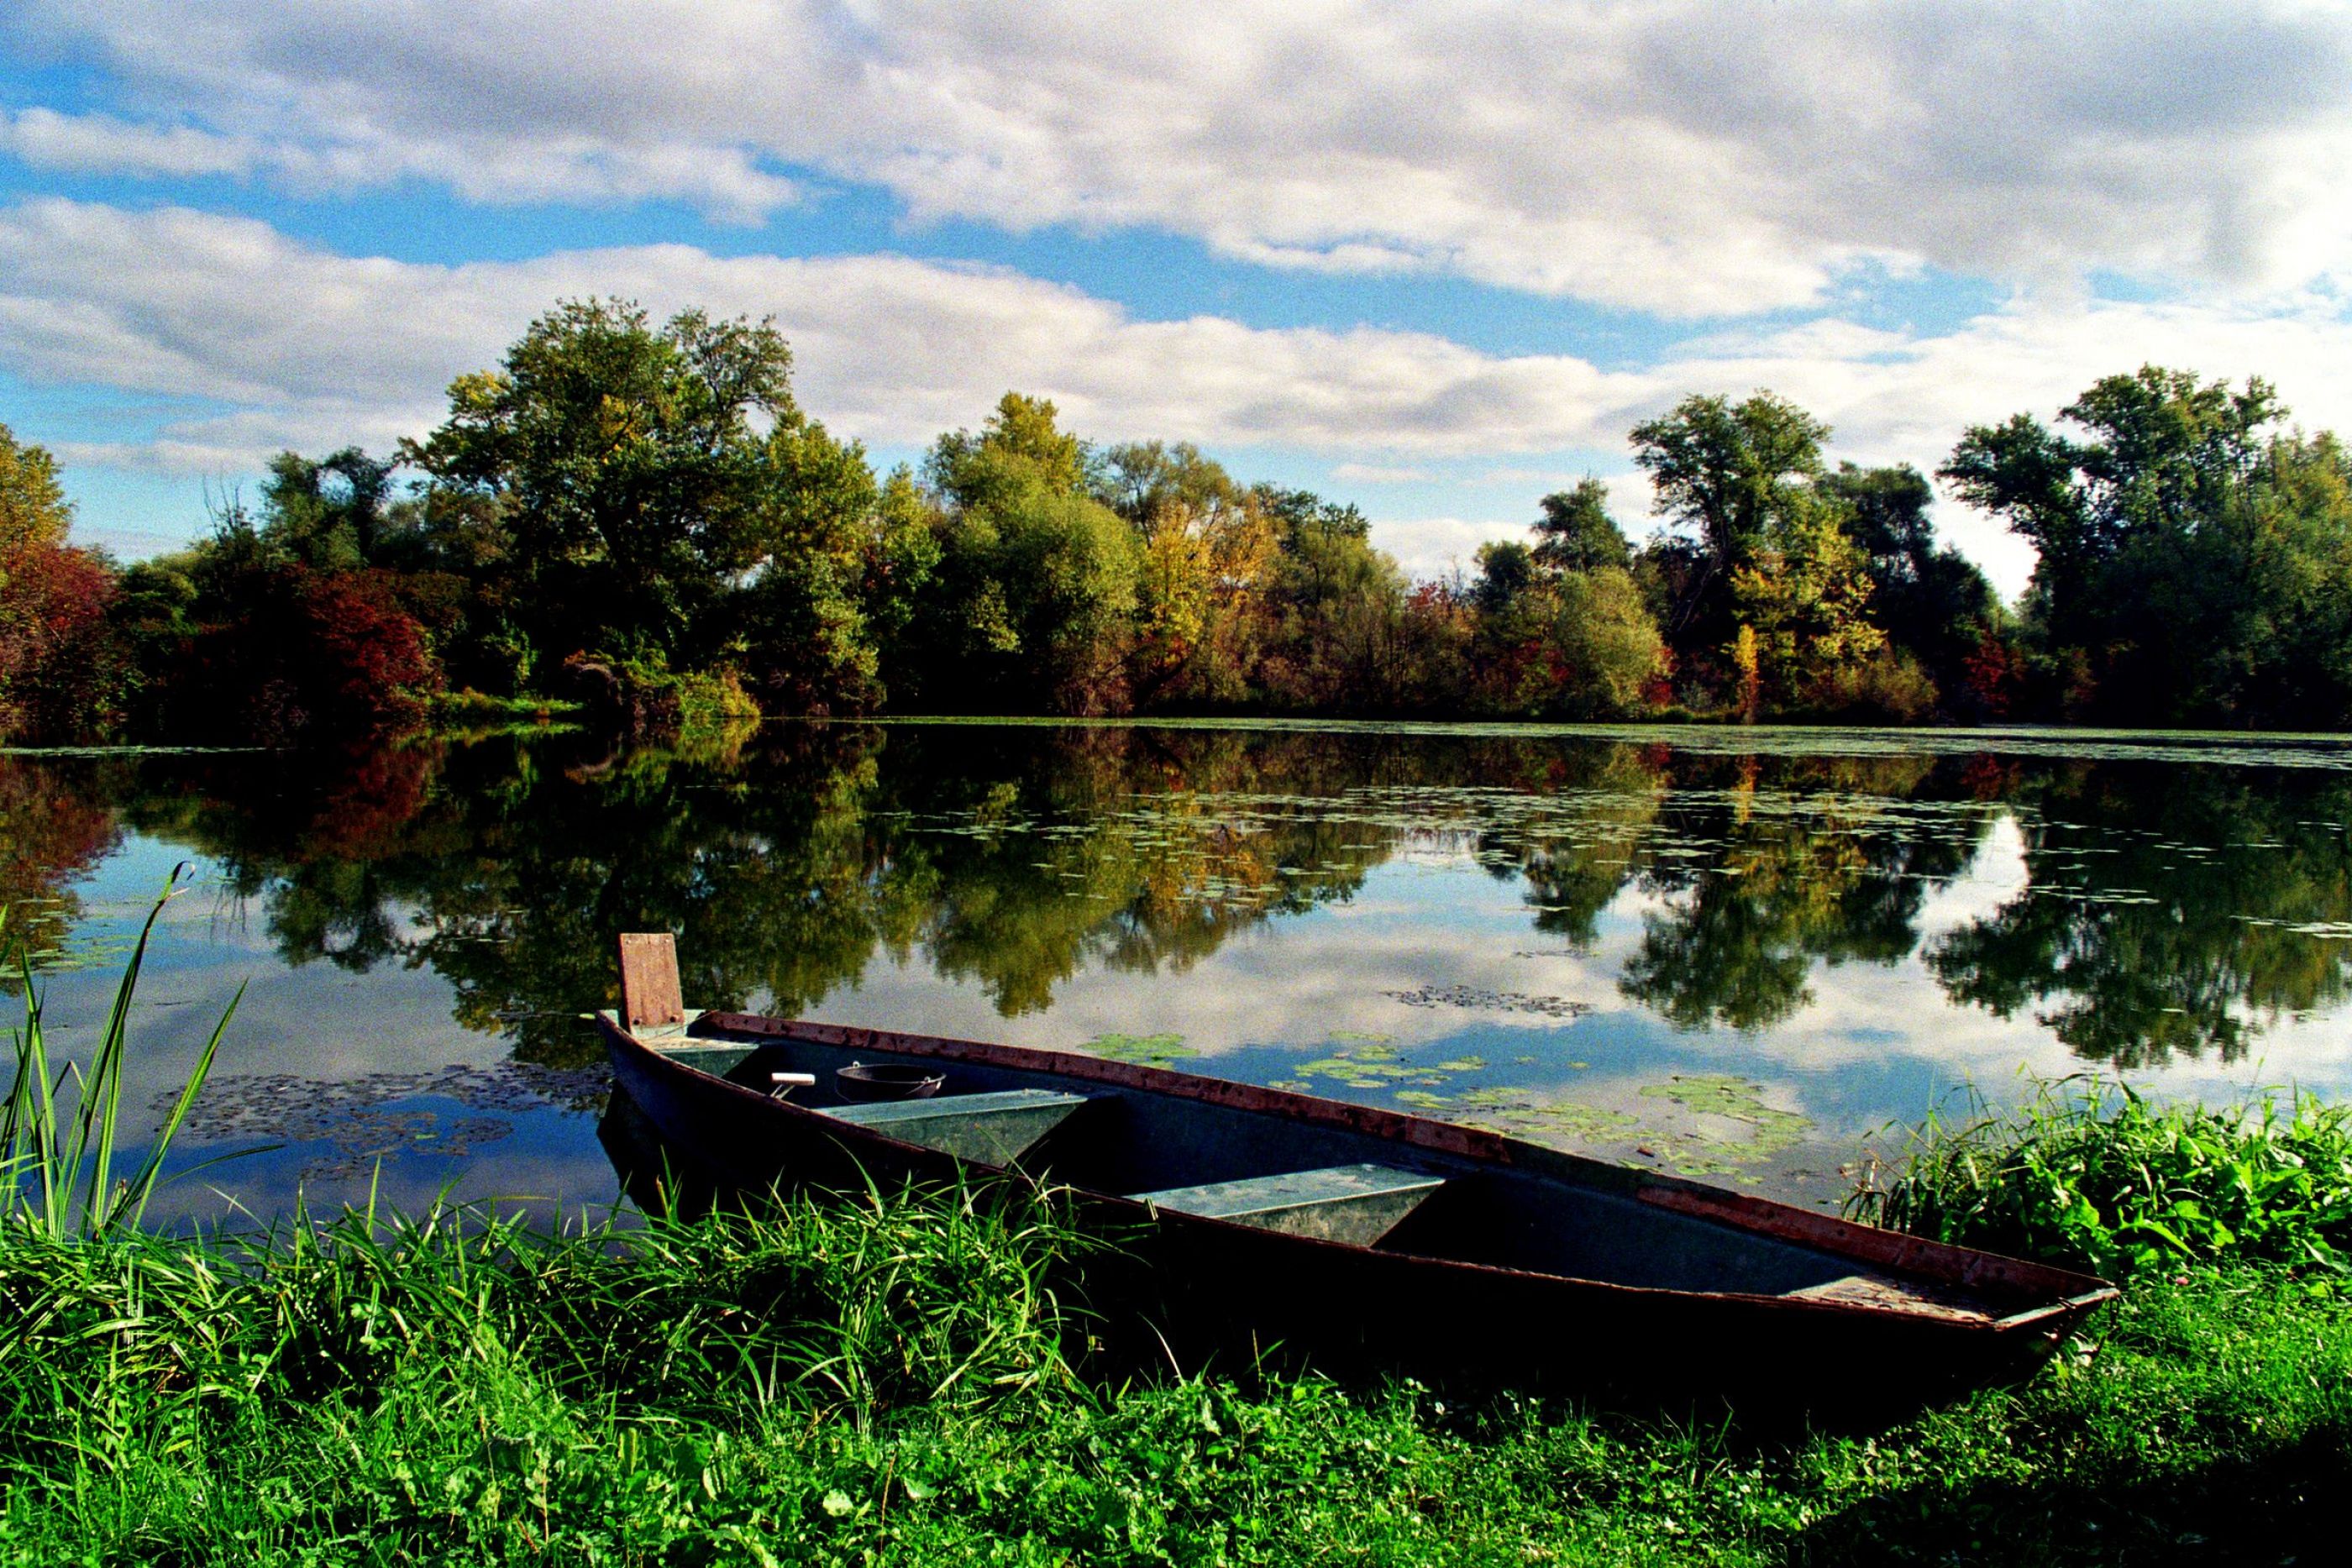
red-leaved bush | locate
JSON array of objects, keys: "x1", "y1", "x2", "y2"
[
  {"x1": 0, "y1": 543, "x2": 123, "y2": 742},
  {"x1": 171, "y1": 568, "x2": 443, "y2": 744}
]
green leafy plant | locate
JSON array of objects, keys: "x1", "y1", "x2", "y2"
[{"x1": 1846, "y1": 1075, "x2": 2352, "y2": 1277}]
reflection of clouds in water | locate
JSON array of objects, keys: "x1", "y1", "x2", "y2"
[
  {"x1": 29, "y1": 920, "x2": 514, "y2": 1151},
  {"x1": 1913, "y1": 810, "x2": 2031, "y2": 941},
  {"x1": 160, "y1": 1057, "x2": 612, "y2": 1177},
  {"x1": 810, "y1": 862, "x2": 1625, "y2": 1056},
  {"x1": 140, "y1": 1137, "x2": 629, "y2": 1234}
]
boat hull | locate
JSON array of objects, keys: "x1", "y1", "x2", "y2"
[{"x1": 601, "y1": 1012, "x2": 2113, "y2": 1404}]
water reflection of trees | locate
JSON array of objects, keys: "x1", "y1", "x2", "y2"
[
  {"x1": 0, "y1": 756, "x2": 122, "y2": 982},
  {"x1": 24, "y1": 730, "x2": 2352, "y2": 1071},
  {"x1": 1494, "y1": 753, "x2": 1999, "y2": 1032},
  {"x1": 108, "y1": 725, "x2": 1411, "y2": 1062},
  {"x1": 1926, "y1": 764, "x2": 2352, "y2": 1067}
]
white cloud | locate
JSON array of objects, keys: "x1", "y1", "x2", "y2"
[
  {"x1": 13, "y1": 2, "x2": 2352, "y2": 311},
  {"x1": 0, "y1": 197, "x2": 1647, "y2": 464},
  {"x1": 1471, "y1": 466, "x2": 1584, "y2": 490},
  {"x1": 1331, "y1": 463, "x2": 1436, "y2": 484},
  {"x1": 1368, "y1": 517, "x2": 1530, "y2": 582},
  {"x1": 0, "y1": 107, "x2": 259, "y2": 178},
  {"x1": 10, "y1": 200, "x2": 2352, "y2": 595}
]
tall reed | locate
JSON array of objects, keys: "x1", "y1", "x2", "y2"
[{"x1": 2, "y1": 867, "x2": 245, "y2": 1239}]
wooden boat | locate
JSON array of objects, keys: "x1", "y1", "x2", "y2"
[{"x1": 599, "y1": 934, "x2": 2116, "y2": 1402}]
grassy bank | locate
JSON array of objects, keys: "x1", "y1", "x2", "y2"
[
  {"x1": 1, "y1": 1186, "x2": 2343, "y2": 1565},
  {"x1": 6, "y1": 915, "x2": 2347, "y2": 1562}
]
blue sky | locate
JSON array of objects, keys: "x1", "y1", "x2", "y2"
[{"x1": 7, "y1": 3, "x2": 2352, "y2": 597}]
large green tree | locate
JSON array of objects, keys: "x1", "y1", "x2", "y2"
[
  {"x1": 1630, "y1": 393, "x2": 1830, "y2": 572},
  {"x1": 1945, "y1": 366, "x2": 2352, "y2": 723},
  {"x1": 404, "y1": 299, "x2": 797, "y2": 666},
  {"x1": 1629, "y1": 392, "x2": 1836, "y2": 680},
  {"x1": 733, "y1": 417, "x2": 894, "y2": 714},
  {"x1": 912, "y1": 394, "x2": 1141, "y2": 712}
]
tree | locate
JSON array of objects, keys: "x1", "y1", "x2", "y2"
[
  {"x1": 1819, "y1": 461, "x2": 2003, "y2": 704},
  {"x1": 404, "y1": 298, "x2": 796, "y2": 665},
  {"x1": 929, "y1": 391, "x2": 1087, "y2": 511},
  {"x1": 164, "y1": 567, "x2": 440, "y2": 744},
  {"x1": 735, "y1": 417, "x2": 889, "y2": 714},
  {"x1": 1629, "y1": 392, "x2": 1834, "y2": 690},
  {"x1": 260, "y1": 448, "x2": 407, "y2": 570},
  {"x1": 1096, "y1": 442, "x2": 1275, "y2": 705},
  {"x1": 1252, "y1": 486, "x2": 1413, "y2": 711},
  {"x1": 1944, "y1": 366, "x2": 2352, "y2": 724},
  {"x1": 915, "y1": 395, "x2": 1140, "y2": 712},
  {"x1": 1465, "y1": 524, "x2": 1663, "y2": 718},
  {"x1": 1472, "y1": 539, "x2": 1536, "y2": 614},
  {"x1": 860, "y1": 467, "x2": 945, "y2": 678},
  {"x1": 0, "y1": 539, "x2": 120, "y2": 742},
  {"x1": 1551, "y1": 567, "x2": 1666, "y2": 716},
  {"x1": 1530, "y1": 478, "x2": 1630, "y2": 574},
  {"x1": 0, "y1": 423, "x2": 74, "y2": 554},
  {"x1": 0, "y1": 425, "x2": 125, "y2": 742},
  {"x1": 1729, "y1": 505, "x2": 1885, "y2": 706},
  {"x1": 1630, "y1": 393, "x2": 1830, "y2": 571}
]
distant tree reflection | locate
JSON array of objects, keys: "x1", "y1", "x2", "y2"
[
  {"x1": 1614, "y1": 755, "x2": 1996, "y2": 1031},
  {"x1": 0, "y1": 755, "x2": 122, "y2": 983},
  {"x1": 47, "y1": 729, "x2": 2352, "y2": 1074},
  {"x1": 1927, "y1": 764, "x2": 2352, "y2": 1066}
]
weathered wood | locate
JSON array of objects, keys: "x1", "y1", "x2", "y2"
[{"x1": 617, "y1": 932, "x2": 685, "y2": 1030}]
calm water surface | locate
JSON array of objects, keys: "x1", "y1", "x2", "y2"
[{"x1": 8, "y1": 719, "x2": 2352, "y2": 1223}]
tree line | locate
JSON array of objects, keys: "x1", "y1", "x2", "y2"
[{"x1": 4, "y1": 296, "x2": 2350, "y2": 744}]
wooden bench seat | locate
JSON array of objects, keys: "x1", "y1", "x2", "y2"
[
  {"x1": 819, "y1": 1088, "x2": 1089, "y2": 1165},
  {"x1": 1129, "y1": 1162, "x2": 1443, "y2": 1245}
]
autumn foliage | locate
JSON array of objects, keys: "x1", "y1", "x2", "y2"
[
  {"x1": 0, "y1": 543, "x2": 122, "y2": 742},
  {"x1": 167, "y1": 568, "x2": 441, "y2": 745}
]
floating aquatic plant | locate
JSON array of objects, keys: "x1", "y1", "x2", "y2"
[{"x1": 1079, "y1": 1031, "x2": 1196, "y2": 1067}]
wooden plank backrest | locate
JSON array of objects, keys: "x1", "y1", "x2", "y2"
[{"x1": 617, "y1": 931, "x2": 685, "y2": 1030}]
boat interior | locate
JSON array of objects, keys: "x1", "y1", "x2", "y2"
[{"x1": 635, "y1": 1018, "x2": 2046, "y2": 1319}]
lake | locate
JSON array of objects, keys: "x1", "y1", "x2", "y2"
[{"x1": 8, "y1": 718, "x2": 2352, "y2": 1225}]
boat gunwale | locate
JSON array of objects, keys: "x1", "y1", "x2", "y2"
[{"x1": 603, "y1": 1012, "x2": 2118, "y2": 1332}]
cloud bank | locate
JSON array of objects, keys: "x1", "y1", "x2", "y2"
[
  {"x1": 13, "y1": 1, "x2": 2352, "y2": 312},
  {"x1": 10, "y1": 197, "x2": 2352, "y2": 589}
]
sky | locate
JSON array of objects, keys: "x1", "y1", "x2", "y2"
[{"x1": 6, "y1": 3, "x2": 2352, "y2": 597}]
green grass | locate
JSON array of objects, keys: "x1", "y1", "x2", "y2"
[
  {"x1": 0, "y1": 1193, "x2": 2342, "y2": 1565},
  {"x1": 8, "y1": 920, "x2": 2349, "y2": 1562},
  {"x1": 427, "y1": 690, "x2": 588, "y2": 742},
  {"x1": 430, "y1": 690, "x2": 587, "y2": 720},
  {"x1": 3, "y1": 868, "x2": 243, "y2": 1240}
]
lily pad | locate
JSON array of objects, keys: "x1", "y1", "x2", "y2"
[{"x1": 1083, "y1": 1031, "x2": 1196, "y2": 1066}]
